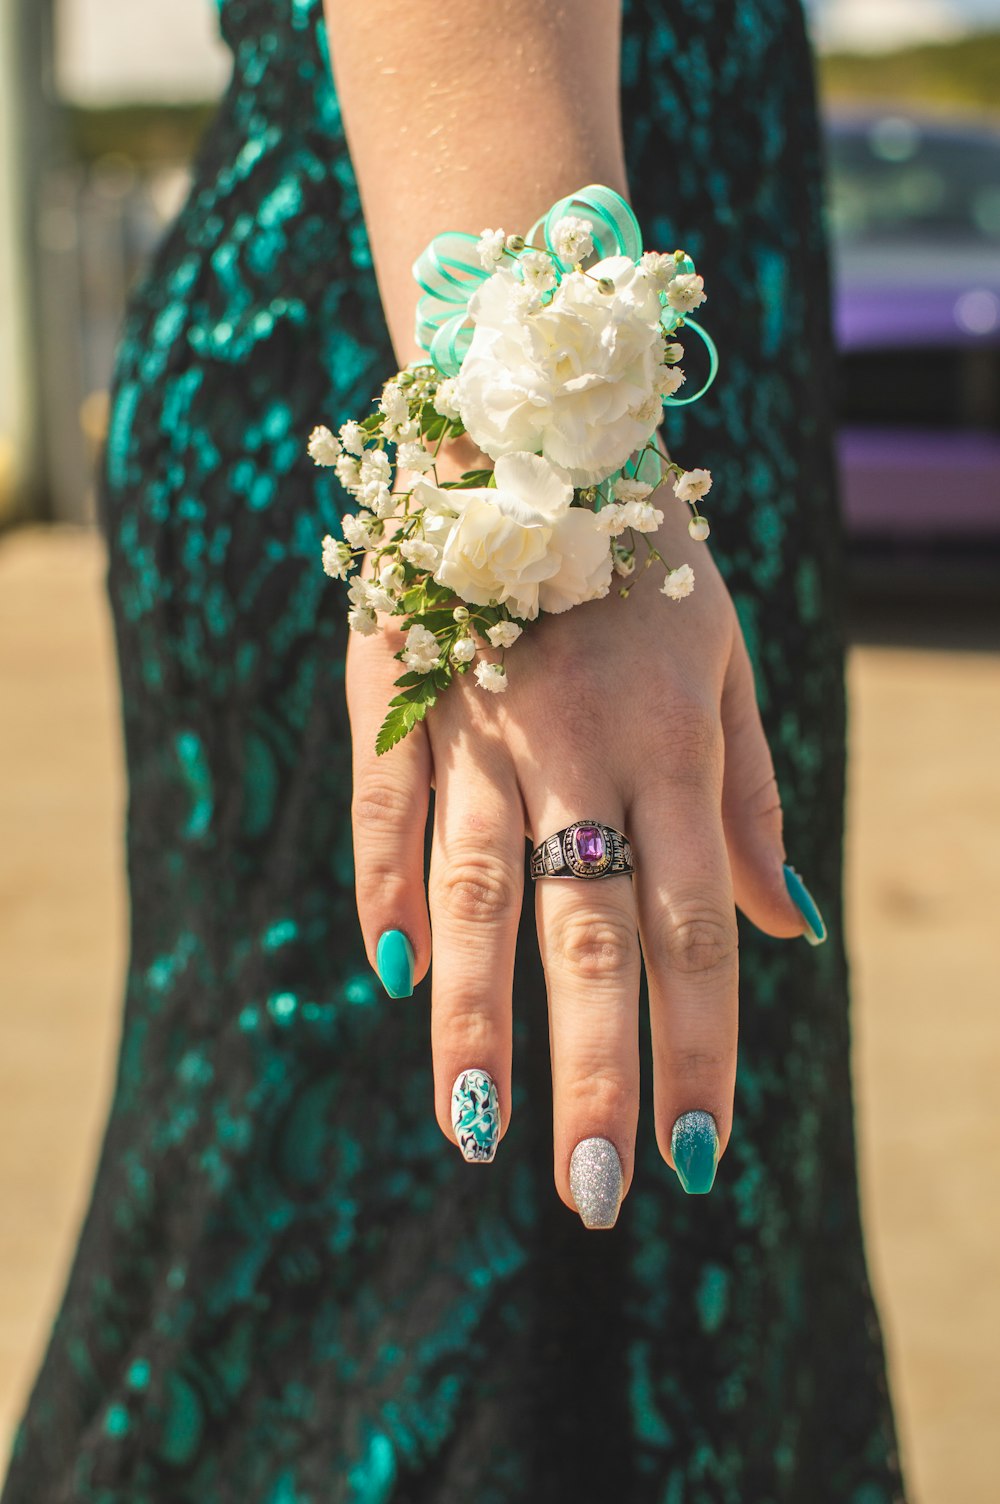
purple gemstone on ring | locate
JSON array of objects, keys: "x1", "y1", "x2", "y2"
[{"x1": 574, "y1": 825, "x2": 605, "y2": 864}]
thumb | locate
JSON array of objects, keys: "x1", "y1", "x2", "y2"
[{"x1": 720, "y1": 631, "x2": 827, "y2": 944}]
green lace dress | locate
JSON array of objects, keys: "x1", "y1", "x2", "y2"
[{"x1": 2, "y1": 0, "x2": 907, "y2": 1499}]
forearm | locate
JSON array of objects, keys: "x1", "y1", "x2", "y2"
[{"x1": 324, "y1": 0, "x2": 628, "y2": 366}]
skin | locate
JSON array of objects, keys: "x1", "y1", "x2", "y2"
[{"x1": 326, "y1": 1, "x2": 809, "y2": 1218}]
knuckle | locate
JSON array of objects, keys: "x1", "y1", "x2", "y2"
[
  {"x1": 551, "y1": 911, "x2": 637, "y2": 983},
  {"x1": 352, "y1": 778, "x2": 416, "y2": 834},
  {"x1": 659, "y1": 903, "x2": 738, "y2": 976},
  {"x1": 433, "y1": 855, "x2": 519, "y2": 926},
  {"x1": 562, "y1": 1061, "x2": 633, "y2": 1120},
  {"x1": 435, "y1": 1003, "x2": 497, "y2": 1062}
]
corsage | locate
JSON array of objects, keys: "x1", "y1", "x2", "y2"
[{"x1": 309, "y1": 184, "x2": 719, "y2": 753}]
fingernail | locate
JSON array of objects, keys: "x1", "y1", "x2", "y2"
[
  {"x1": 670, "y1": 1110, "x2": 720, "y2": 1194},
  {"x1": 569, "y1": 1137, "x2": 624, "y2": 1229},
  {"x1": 375, "y1": 929, "x2": 415, "y2": 998},
  {"x1": 451, "y1": 1068, "x2": 501, "y2": 1163},
  {"x1": 783, "y1": 865, "x2": 828, "y2": 946}
]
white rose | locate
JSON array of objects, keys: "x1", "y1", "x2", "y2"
[
  {"x1": 662, "y1": 563, "x2": 695, "y2": 600},
  {"x1": 414, "y1": 452, "x2": 612, "y2": 620},
  {"x1": 673, "y1": 467, "x2": 713, "y2": 503},
  {"x1": 455, "y1": 256, "x2": 667, "y2": 487}
]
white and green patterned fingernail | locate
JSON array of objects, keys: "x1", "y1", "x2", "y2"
[{"x1": 451, "y1": 1068, "x2": 501, "y2": 1163}]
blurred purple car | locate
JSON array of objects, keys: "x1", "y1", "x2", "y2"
[{"x1": 827, "y1": 114, "x2": 1000, "y2": 541}]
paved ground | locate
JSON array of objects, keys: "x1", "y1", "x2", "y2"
[{"x1": 1, "y1": 526, "x2": 997, "y2": 1501}]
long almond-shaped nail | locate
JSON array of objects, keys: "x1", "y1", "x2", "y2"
[
  {"x1": 451, "y1": 1068, "x2": 500, "y2": 1162},
  {"x1": 569, "y1": 1137, "x2": 623, "y2": 1228},
  {"x1": 375, "y1": 929, "x2": 415, "y2": 997},
  {"x1": 783, "y1": 865, "x2": 828, "y2": 946},
  {"x1": 671, "y1": 1110, "x2": 720, "y2": 1194}
]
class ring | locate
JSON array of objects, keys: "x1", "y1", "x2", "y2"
[{"x1": 529, "y1": 820, "x2": 635, "y2": 880}]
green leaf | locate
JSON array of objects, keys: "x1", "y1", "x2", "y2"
[{"x1": 375, "y1": 697, "x2": 433, "y2": 756}]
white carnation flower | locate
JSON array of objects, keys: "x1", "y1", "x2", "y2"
[
  {"x1": 432, "y1": 378, "x2": 462, "y2": 421},
  {"x1": 456, "y1": 256, "x2": 667, "y2": 486},
  {"x1": 399, "y1": 538, "x2": 441, "y2": 571},
  {"x1": 612, "y1": 476, "x2": 653, "y2": 503},
  {"x1": 401, "y1": 622, "x2": 442, "y2": 673},
  {"x1": 339, "y1": 420, "x2": 366, "y2": 456},
  {"x1": 519, "y1": 250, "x2": 558, "y2": 294},
  {"x1": 348, "y1": 607, "x2": 379, "y2": 636},
  {"x1": 451, "y1": 636, "x2": 477, "y2": 664},
  {"x1": 673, "y1": 467, "x2": 713, "y2": 503},
  {"x1": 397, "y1": 442, "x2": 436, "y2": 474},
  {"x1": 413, "y1": 451, "x2": 612, "y2": 620},
  {"x1": 486, "y1": 620, "x2": 523, "y2": 648},
  {"x1": 321, "y1": 534, "x2": 351, "y2": 579},
  {"x1": 666, "y1": 272, "x2": 707, "y2": 313},
  {"x1": 620, "y1": 499, "x2": 664, "y2": 533},
  {"x1": 656, "y1": 364, "x2": 686, "y2": 397},
  {"x1": 477, "y1": 228, "x2": 506, "y2": 271},
  {"x1": 629, "y1": 393, "x2": 663, "y2": 429},
  {"x1": 551, "y1": 215, "x2": 594, "y2": 263},
  {"x1": 308, "y1": 425, "x2": 341, "y2": 466},
  {"x1": 475, "y1": 661, "x2": 508, "y2": 693},
  {"x1": 662, "y1": 563, "x2": 695, "y2": 600}
]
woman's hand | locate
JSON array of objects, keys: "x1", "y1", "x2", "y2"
[{"x1": 345, "y1": 443, "x2": 811, "y2": 1226}]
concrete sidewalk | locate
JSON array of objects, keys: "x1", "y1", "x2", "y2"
[{"x1": 1, "y1": 526, "x2": 998, "y2": 1501}]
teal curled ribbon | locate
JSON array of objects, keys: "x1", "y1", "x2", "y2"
[{"x1": 411, "y1": 183, "x2": 718, "y2": 406}]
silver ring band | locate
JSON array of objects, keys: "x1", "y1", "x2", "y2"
[{"x1": 529, "y1": 820, "x2": 635, "y2": 880}]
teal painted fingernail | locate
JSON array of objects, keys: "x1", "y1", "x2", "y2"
[
  {"x1": 671, "y1": 1110, "x2": 720, "y2": 1194},
  {"x1": 375, "y1": 930, "x2": 415, "y2": 998},
  {"x1": 783, "y1": 865, "x2": 828, "y2": 946},
  {"x1": 451, "y1": 1068, "x2": 501, "y2": 1163}
]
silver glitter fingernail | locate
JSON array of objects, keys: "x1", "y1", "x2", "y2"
[{"x1": 569, "y1": 1136, "x2": 624, "y2": 1229}]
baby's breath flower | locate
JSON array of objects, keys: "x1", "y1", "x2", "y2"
[
  {"x1": 688, "y1": 515, "x2": 711, "y2": 541},
  {"x1": 397, "y1": 441, "x2": 436, "y2": 474},
  {"x1": 505, "y1": 233, "x2": 526, "y2": 252},
  {"x1": 432, "y1": 378, "x2": 462, "y2": 421},
  {"x1": 519, "y1": 250, "x2": 559, "y2": 294},
  {"x1": 621, "y1": 499, "x2": 664, "y2": 533},
  {"x1": 334, "y1": 454, "x2": 362, "y2": 492},
  {"x1": 401, "y1": 622, "x2": 442, "y2": 673},
  {"x1": 338, "y1": 420, "x2": 366, "y2": 456},
  {"x1": 628, "y1": 393, "x2": 663, "y2": 428},
  {"x1": 452, "y1": 606, "x2": 470, "y2": 622},
  {"x1": 612, "y1": 476, "x2": 653, "y2": 503},
  {"x1": 400, "y1": 538, "x2": 441, "y2": 570},
  {"x1": 510, "y1": 280, "x2": 544, "y2": 315},
  {"x1": 349, "y1": 576, "x2": 394, "y2": 616},
  {"x1": 612, "y1": 544, "x2": 636, "y2": 577},
  {"x1": 639, "y1": 250, "x2": 677, "y2": 292},
  {"x1": 673, "y1": 467, "x2": 713, "y2": 503},
  {"x1": 474, "y1": 660, "x2": 508, "y2": 693},
  {"x1": 379, "y1": 381, "x2": 409, "y2": 425},
  {"x1": 451, "y1": 636, "x2": 476, "y2": 664},
  {"x1": 477, "y1": 228, "x2": 506, "y2": 271},
  {"x1": 341, "y1": 513, "x2": 374, "y2": 549},
  {"x1": 666, "y1": 272, "x2": 707, "y2": 313},
  {"x1": 656, "y1": 364, "x2": 686, "y2": 397},
  {"x1": 308, "y1": 425, "x2": 341, "y2": 465},
  {"x1": 662, "y1": 563, "x2": 695, "y2": 600},
  {"x1": 347, "y1": 607, "x2": 379, "y2": 636},
  {"x1": 486, "y1": 620, "x2": 522, "y2": 649},
  {"x1": 378, "y1": 560, "x2": 405, "y2": 595},
  {"x1": 663, "y1": 341, "x2": 685, "y2": 363},
  {"x1": 551, "y1": 215, "x2": 594, "y2": 263},
  {"x1": 594, "y1": 501, "x2": 628, "y2": 536},
  {"x1": 321, "y1": 534, "x2": 352, "y2": 580}
]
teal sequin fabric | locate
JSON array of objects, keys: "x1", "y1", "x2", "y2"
[{"x1": 3, "y1": 1, "x2": 907, "y2": 1499}]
